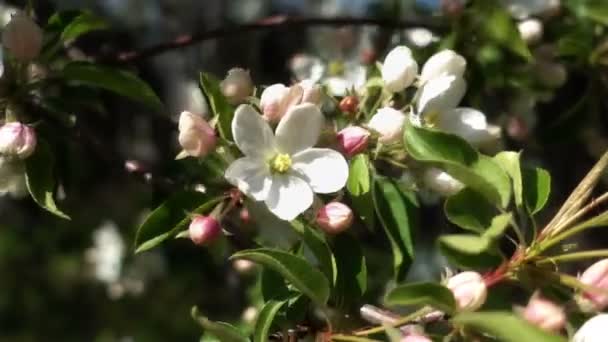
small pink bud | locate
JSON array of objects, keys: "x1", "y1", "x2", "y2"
[
  {"x1": 259, "y1": 83, "x2": 303, "y2": 123},
  {"x1": 521, "y1": 294, "x2": 566, "y2": 332},
  {"x1": 0, "y1": 122, "x2": 36, "y2": 159},
  {"x1": 188, "y1": 215, "x2": 221, "y2": 246},
  {"x1": 177, "y1": 111, "x2": 217, "y2": 158},
  {"x1": 220, "y1": 68, "x2": 253, "y2": 105},
  {"x1": 578, "y1": 259, "x2": 608, "y2": 311},
  {"x1": 316, "y1": 202, "x2": 353, "y2": 234},
  {"x1": 401, "y1": 334, "x2": 432, "y2": 342},
  {"x1": 337, "y1": 126, "x2": 370, "y2": 157},
  {"x1": 446, "y1": 271, "x2": 487, "y2": 312},
  {"x1": 2, "y1": 13, "x2": 43, "y2": 61},
  {"x1": 339, "y1": 96, "x2": 359, "y2": 114}
]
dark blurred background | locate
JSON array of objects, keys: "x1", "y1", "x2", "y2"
[{"x1": 0, "y1": 0, "x2": 606, "y2": 341}]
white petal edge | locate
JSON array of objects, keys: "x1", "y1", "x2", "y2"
[
  {"x1": 291, "y1": 148, "x2": 349, "y2": 194},
  {"x1": 264, "y1": 174, "x2": 313, "y2": 221},
  {"x1": 232, "y1": 104, "x2": 276, "y2": 158},
  {"x1": 275, "y1": 103, "x2": 324, "y2": 155},
  {"x1": 225, "y1": 157, "x2": 272, "y2": 201},
  {"x1": 435, "y1": 107, "x2": 491, "y2": 145},
  {"x1": 417, "y1": 75, "x2": 466, "y2": 118}
]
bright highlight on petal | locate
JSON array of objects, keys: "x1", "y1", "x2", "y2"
[
  {"x1": 264, "y1": 174, "x2": 314, "y2": 221},
  {"x1": 232, "y1": 105, "x2": 276, "y2": 159},
  {"x1": 292, "y1": 148, "x2": 348, "y2": 193}
]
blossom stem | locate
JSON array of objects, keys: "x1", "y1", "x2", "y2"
[
  {"x1": 104, "y1": 16, "x2": 446, "y2": 63},
  {"x1": 536, "y1": 250, "x2": 608, "y2": 265},
  {"x1": 353, "y1": 307, "x2": 433, "y2": 336}
]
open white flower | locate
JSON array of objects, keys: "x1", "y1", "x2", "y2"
[{"x1": 225, "y1": 103, "x2": 348, "y2": 221}]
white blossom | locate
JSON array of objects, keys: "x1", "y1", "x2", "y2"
[
  {"x1": 368, "y1": 107, "x2": 407, "y2": 144},
  {"x1": 85, "y1": 221, "x2": 125, "y2": 285},
  {"x1": 518, "y1": 19, "x2": 544, "y2": 45},
  {"x1": 419, "y1": 50, "x2": 466, "y2": 84},
  {"x1": 381, "y1": 45, "x2": 419, "y2": 93},
  {"x1": 225, "y1": 103, "x2": 348, "y2": 221},
  {"x1": 574, "y1": 314, "x2": 608, "y2": 342}
]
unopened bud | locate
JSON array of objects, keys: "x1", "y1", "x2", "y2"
[
  {"x1": 577, "y1": 259, "x2": 608, "y2": 312},
  {"x1": 401, "y1": 335, "x2": 433, "y2": 342},
  {"x1": 518, "y1": 19, "x2": 543, "y2": 45},
  {"x1": 259, "y1": 83, "x2": 303, "y2": 123},
  {"x1": 2, "y1": 13, "x2": 43, "y2": 61},
  {"x1": 520, "y1": 293, "x2": 566, "y2": 332},
  {"x1": 339, "y1": 96, "x2": 359, "y2": 115},
  {"x1": 573, "y1": 314, "x2": 608, "y2": 342},
  {"x1": 220, "y1": 68, "x2": 253, "y2": 105},
  {"x1": 368, "y1": 107, "x2": 406, "y2": 143},
  {"x1": 177, "y1": 111, "x2": 217, "y2": 158},
  {"x1": 337, "y1": 126, "x2": 370, "y2": 157},
  {"x1": 382, "y1": 46, "x2": 419, "y2": 93},
  {"x1": 423, "y1": 168, "x2": 464, "y2": 196},
  {"x1": 420, "y1": 49, "x2": 466, "y2": 83},
  {"x1": 299, "y1": 80, "x2": 322, "y2": 105},
  {"x1": 0, "y1": 122, "x2": 36, "y2": 159},
  {"x1": 316, "y1": 202, "x2": 353, "y2": 234},
  {"x1": 446, "y1": 271, "x2": 487, "y2": 312},
  {"x1": 188, "y1": 215, "x2": 221, "y2": 246}
]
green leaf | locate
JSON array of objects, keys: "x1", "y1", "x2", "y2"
[
  {"x1": 291, "y1": 220, "x2": 336, "y2": 285},
  {"x1": 332, "y1": 234, "x2": 367, "y2": 309},
  {"x1": 445, "y1": 189, "x2": 496, "y2": 233},
  {"x1": 404, "y1": 124, "x2": 511, "y2": 208},
  {"x1": 373, "y1": 177, "x2": 416, "y2": 281},
  {"x1": 439, "y1": 234, "x2": 492, "y2": 255},
  {"x1": 484, "y1": 213, "x2": 513, "y2": 240},
  {"x1": 260, "y1": 268, "x2": 290, "y2": 302},
  {"x1": 25, "y1": 140, "x2": 70, "y2": 219},
  {"x1": 253, "y1": 300, "x2": 286, "y2": 342},
  {"x1": 60, "y1": 11, "x2": 108, "y2": 41},
  {"x1": 494, "y1": 151, "x2": 523, "y2": 208},
  {"x1": 134, "y1": 192, "x2": 220, "y2": 253},
  {"x1": 476, "y1": 2, "x2": 532, "y2": 60},
  {"x1": 347, "y1": 154, "x2": 371, "y2": 196},
  {"x1": 453, "y1": 312, "x2": 566, "y2": 342},
  {"x1": 231, "y1": 248, "x2": 330, "y2": 305},
  {"x1": 200, "y1": 73, "x2": 234, "y2": 141},
  {"x1": 191, "y1": 307, "x2": 250, "y2": 342},
  {"x1": 385, "y1": 282, "x2": 456, "y2": 314},
  {"x1": 580, "y1": 0, "x2": 608, "y2": 25},
  {"x1": 522, "y1": 167, "x2": 551, "y2": 215},
  {"x1": 61, "y1": 62, "x2": 163, "y2": 110}
]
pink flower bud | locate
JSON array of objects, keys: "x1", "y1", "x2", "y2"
[
  {"x1": 177, "y1": 111, "x2": 217, "y2": 158},
  {"x1": 337, "y1": 126, "x2": 370, "y2": 157},
  {"x1": 0, "y1": 122, "x2": 36, "y2": 159},
  {"x1": 220, "y1": 68, "x2": 253, "y2": 105},
  {"x1": 339, "y1": 96, "x2": 359, "y2": 115},
  {"x1": 316, "y1": 202, "x2": 353, "y2": 234},
  {"x1": 578, "y1": 259, "x2": 608, "y2": 311},
  {"x1": 2, "y1": 13, "x2": 43, "y2": 61},
  {"x1": 401, "y1": 334, "x2": 432, "y2": 342},
  {"x1": 299, "y1": 80, "x2": 322, "y2": 105},
  {"x1": 520, "y1": 293, "x2": 566, "y2": 332},
  {"x1": 259, "y1": 83, "x2": 303, "y2": 123},
  {"x1": 446, "y1": 271, "x2": 487, "y2": 312},
  {"x1": 188, "y1": 215, "x2": 221, "y2": 246}
]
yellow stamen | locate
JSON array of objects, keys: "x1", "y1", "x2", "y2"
[{"x1": 270, "y1": 153, "x2": 292, "y2": 174}]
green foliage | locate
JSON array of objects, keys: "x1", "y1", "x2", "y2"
[
  {"x1": 200, "y1": 73, "x2": 235, "y2": 140},
  {"x1": 192, "y1": 307, "x2": 250, "y2": 342},
  {"x1": 347, "y1": 154, "x2": 375, "y2": 228},
  {"x1": 404, "y1": 124, "x2": 512, "y2": 208},
  {"x1": 291, "y1": 220, "x2": 337, "y2": 285},
  {"x1": 134, "y1": 192, "x2": 221, "y2": 253},
  {"x1": 372, "y1": 177, "x2": 416, "y2": 281},
  {"x1": 453, "y1": 312, "x2": 567, "y2": 342},
  {"x1": 231, "y1": 248, "x2": 330, "y2": 305},
  {"x1": 25, "y1": 140, "x2": 70, "y2": 219},
  {"x1": 445, "y1": 189, "x2": 497, "y2": 233},
  {"x1": 385, "y1": 282, "x2": 456, "y2": 314},
  {"x1": 522, "y1": 167, "x2": 552, "y2": 215},
  {"x1": 61, "y1": 62, "x2": 164, "y2": 110},
  {"x1": 253, "y1": 300, "x2": 286, "y2": 342},
  {"x1": 332, "y1": 234, "x2": 367, "y2": 309}
]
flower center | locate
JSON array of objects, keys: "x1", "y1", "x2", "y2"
[{"x1": 269, "y1": 153, "x2": 292, "y2": 174}]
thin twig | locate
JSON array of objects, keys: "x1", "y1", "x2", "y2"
[{"x1": 103, "y1": 15, "x2": 446, "y2": 64}]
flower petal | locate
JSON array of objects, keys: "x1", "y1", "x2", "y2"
[
  {"x1": 416, "y1": 75, "x2": 466, "y2": 118},
  {"x1": 225, "y1": 157, "x2": 272, "y2": 201},
  {"x1": 232, "y1": 104, "x2": 276, "y2": 158},
  {"x1": 264, "y1": 174, "x2": 313, "y2": 221},
  {"x1": 275, "y1": 103, "x2": 324, "y2": 155},
  {"x1": 435, "y1": 107, "x2": 492, "y2": 145},
  {"x1": 291, "y1": 148, "x2": 349, "y2": 194}
]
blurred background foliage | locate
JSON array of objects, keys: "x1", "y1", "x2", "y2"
[{"x1": 1, "y1": 0, "x2": 608, "y2": 340}]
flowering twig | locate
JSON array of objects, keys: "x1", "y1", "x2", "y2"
[{"x1": 103, "y1": 16, "x2": 446, "y2": 64}]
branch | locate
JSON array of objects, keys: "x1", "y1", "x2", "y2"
[{"x1": 103, "y1": 15, "x2": 446, "y2": 64}]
